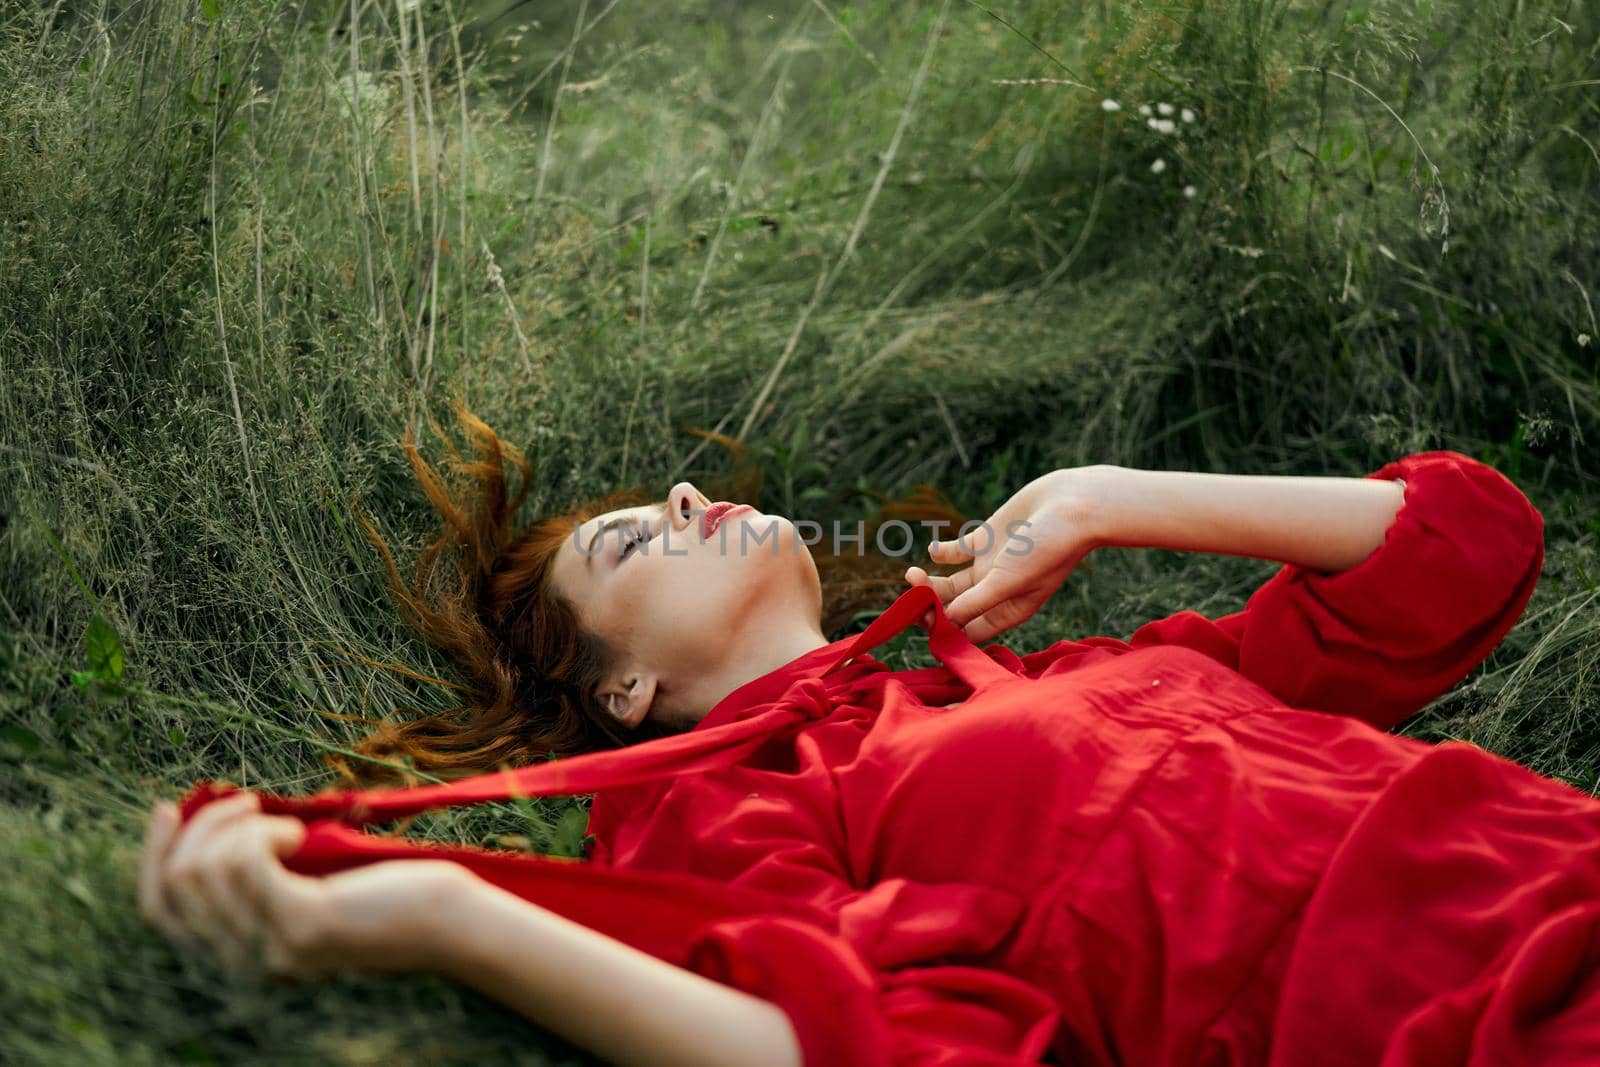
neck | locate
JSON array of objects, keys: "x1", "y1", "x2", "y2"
[{"x1": 672, "y1": 615, "x2": 831, "y2": 727}]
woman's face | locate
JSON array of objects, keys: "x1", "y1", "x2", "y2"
[{"x1": 548, "y1": 481, "x2": 825, "y2": 732}]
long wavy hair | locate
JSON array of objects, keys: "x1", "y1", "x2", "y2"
[{"x1": 337, "y1": 406, "x2": 971, "y2": 786}]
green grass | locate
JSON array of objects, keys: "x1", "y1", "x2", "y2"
[{"x1": 2, "y1": 0, "x2": 1597, "y2": 1062}]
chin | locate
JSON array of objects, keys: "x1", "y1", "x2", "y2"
[
  {"x1": 712, "y1": 514, "x2": 819, "y2": 608},
  {"x1": 719, "y1": 512, "x2": 800, "y2": 561}
]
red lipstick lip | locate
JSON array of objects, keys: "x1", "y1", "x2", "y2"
[{"x1": 702, "y1": 502, "x2": 753, "y2": 540}]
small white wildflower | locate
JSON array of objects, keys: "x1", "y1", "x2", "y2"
[
  {"x1": 335, "y1": 70, "x2": 394, "y2": 127},
  {"x1": 1101, "y1": 98, "x2": 1121, "y2": 112},
  {"x1": 1157, "y1": 102, "x2": 1175, "y2": 116},
  {"x1": 1146, "y1": 116, "x2": 1160, "y2": 130},
  {"x1": 1139, "y1": 104, "x2": 1152, "y2": 117},
  {"x1": 1181, "y1": 107, "x2": 1196, "y2": 123},
  {"x1": 1152, "y1": 118, "x2": 1176, "y2": 134},
  {"x1": 1580, "y1": 333, "x2": 1592, "y2": 348},
  {"x1": 1183, "y1": 184, "x2": 1197, "y2": 199},
  {"x1": 1151, "y1": 158, "x2": 1167, "y2": 174}
]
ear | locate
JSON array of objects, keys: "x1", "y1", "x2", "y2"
[{"x1": 595, "y1": 672, "x2": 659, "y2": 731}]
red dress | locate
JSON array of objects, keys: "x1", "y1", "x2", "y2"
[{"x1": 182, "y1": 450, "x2": 1600, "y2": 1067}]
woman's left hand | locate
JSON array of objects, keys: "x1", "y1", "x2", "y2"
[
  {"x1": 139, "y1": 791, "x2": 467, "y2": 979},
  {"x1": 904, "y1": 465, "x2": 1120, "y2": 644}
]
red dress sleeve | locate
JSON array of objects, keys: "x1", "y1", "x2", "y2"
[{"x1": 1119, "y1": 450, "x2": 1544, "y2": 731}]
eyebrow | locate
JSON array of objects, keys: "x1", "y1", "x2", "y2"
[
  {"x1": 584, "y1": 507, "x2": 665, "y2": 568},
  {"x1": 585, "y1": 515, "x2": 631, "y2": 567}
]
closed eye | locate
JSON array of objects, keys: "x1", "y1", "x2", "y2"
[{"x1": 619, "y1": 519, "x2": 652, "y2": 560}]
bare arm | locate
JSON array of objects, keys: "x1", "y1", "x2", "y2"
[
  {"x1": 140, "y1": 797, "x2": 803, "y2": 1067},
  {"x1": 430, "y1": 871, "x2": 803, "y2": 1067},
  {"x1": 1087, "y1": 466, "x2": 1408, "y2": 574}
]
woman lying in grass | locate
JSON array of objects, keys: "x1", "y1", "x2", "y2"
[{"x1": 138, "y1": 413, "x2": 1600, "y2": 1067}]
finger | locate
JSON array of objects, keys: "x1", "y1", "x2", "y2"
[
  {"x1": 260, "y1": 814, "x2": 307, "y2": 859},
  {"x1": 237, "y1": 816, "x2": 312, "y2": 929},
  {"x1": 139, "y1": 802, "x2": 179, "y2": 922},
  {"x1": 220, "y1": 817, "x2": 309, "y2": 975},
  {"x1": 927, "y1": 535, "x2": 976, "y2": 563},
  {"x1": 906, "y1": 563, "x2": 976, "y2": 606},
  {"x1": 165, "y1": 791, "x2": 260, "y2": 877},
  {"x1": 167, "y1": 881, "x2": 245, "y2": 968},
  {"x1": 961, "y1": 589, "x2": 1047, "y2": 645},
  {"x1": 901, "y1": 568, "x2": 936, "y2": 629},
  {"x1": 139, "y1": 802, "x2": 191, "y2": 943},
  {"x1": 244, "y1": 833, "x2": 325, "y2": 978},
  {"x1": 166, "y1": 859, "x2": 242, "y2": 964},
  {"x1": 163, "y1": 792, "x2": 260, "y2": 959},
  {"x1": 203, "y1": 816, "x2": 286, "y2": 951},
  {"x1": 955, "y1": 518, "x2": 1011, "y2": 560},
  {"x1": 945, "y1": 566, "x2": 1031, "y2": 629}
]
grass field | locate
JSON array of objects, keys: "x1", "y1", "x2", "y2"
[{"x1": 2, "y1": 0, "x2": 1597, "y2": 1062}]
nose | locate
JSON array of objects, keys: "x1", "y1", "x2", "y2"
[{"x1": 667, "y1": 481, "x2": 712, "y2": 533}]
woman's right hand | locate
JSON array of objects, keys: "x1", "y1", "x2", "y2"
[{"x1": 139, "y1": 791, "x2": 471, "y2": 979}]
